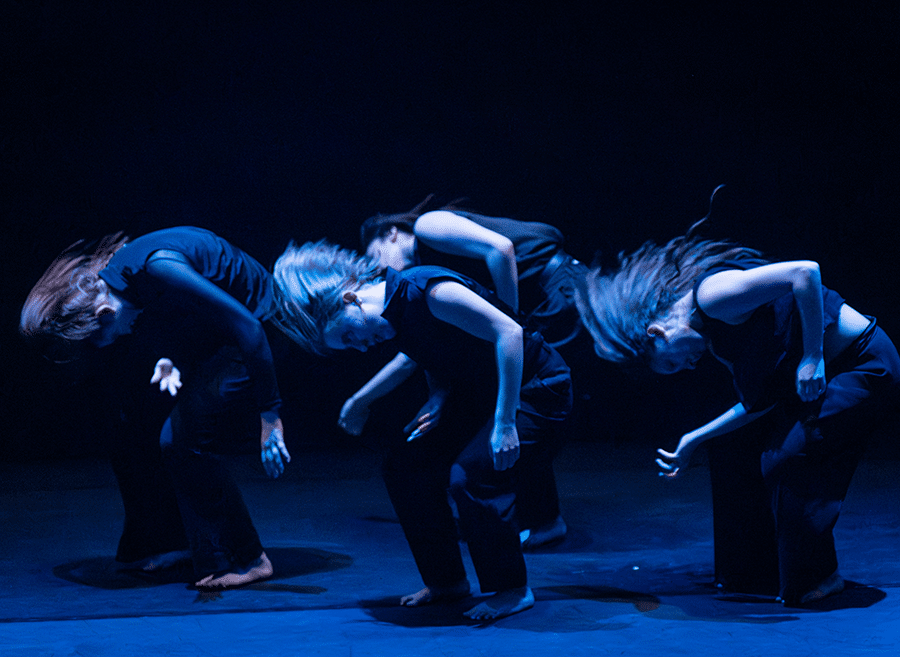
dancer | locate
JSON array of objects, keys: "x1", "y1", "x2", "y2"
[
  {"x1": 360, "y1": 197, "x2": 585, "y2": 548},
  {"x1": 20, "y1": 226, "x2": 291, "y2": 588},
  {"x1": 576, "y1": 211, "x2": 900, "y2": 605},
  {"x1": 274, "y1": 241, "x2": 572, "y2": 619}
]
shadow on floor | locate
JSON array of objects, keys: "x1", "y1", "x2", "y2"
[{"x1": 53, "y1": 547, "x2": 353, "y2": 591}]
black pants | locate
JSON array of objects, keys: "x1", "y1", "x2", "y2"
[
  {"x1": 105, "y1": 362, "x2": 187, "y2": 564},
  {"x1": 710, "y1": 323, "x2": 900, "y2": 603},
  {"x1": 382, "y1": 350, "x2": 572, "y2": 594},
  {"x1": 159, "y1": 347, "x2": 264, "y2": 579}
]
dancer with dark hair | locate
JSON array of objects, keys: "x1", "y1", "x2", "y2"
[
  {"x1": 576, "y1": 215, "x2": 900, "y2": 605},
  {"x1": 359, "y1": 197, "x2": 586, "y2": 548},
  {"x1": 21, "y1": 226, "x2": 291, "y2": 588},
  {"x1": 274, "y1": 240, "x2": 572, "y2": 619}
]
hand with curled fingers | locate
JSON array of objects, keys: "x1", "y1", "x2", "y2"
[
  {"x1": 261, "y1": 415, "x2": 290, "y2": 478},
  {"x1": 655, "y1": 441, "x2": 695, "y2": 480},
  {"x1": 150, "y1": 358, "x2": 182, "y2": 396},
  {"x1": 490, "y1": 423, "x2": 519, "y2": 471},
  {"x1": 338, "y1": 396, "x2": 370, "y2": 436},
  {"x1": 796, "y1": 355, "x2": 826, "y2": 402}
]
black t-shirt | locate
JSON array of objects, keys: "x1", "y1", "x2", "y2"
[{"x1": 99, "y1": 226, "x2": 281, "y2": 414}]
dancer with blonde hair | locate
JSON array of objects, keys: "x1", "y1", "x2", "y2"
[{"x1": 275, "y1": 240, "x2": 572, "y2": 619}]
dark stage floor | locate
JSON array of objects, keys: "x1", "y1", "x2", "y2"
[{"x1": 2, "y1": 441, "x2": 898, "y2": 656}]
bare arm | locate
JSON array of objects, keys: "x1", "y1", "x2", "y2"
[
  {"x1": 338, "y1": 353, "x2": 418, "y2": 435},
  {"x1": 426, "y1": 280, "x2": 523, "y2": 470},
  {"x1": 697, "y1": 260, "x2": 826, "y2": 401},
  {"x1": 656, "y1": 402, "x2": 773, "y2": 478},
  {"x1": 415, "y1": 211, "x2": 519, "y2": 312}
]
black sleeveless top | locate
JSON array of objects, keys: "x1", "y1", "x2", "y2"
[
  {"x1": 693, "y1": 256, "x2": 844, "y2": 412},
  {"x1": 382, "y1": 266, "x2": 570, "y2": 419},
  {"x1": 414, "y1": 211, "x2": 563, "y2": 314}
]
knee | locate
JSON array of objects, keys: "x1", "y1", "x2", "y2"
[
  {"x1": 448, "y1": 463, "x2": 469, "y2": 502},
  {"x1": 159, "y1": 418, "x2": 174, "y2": 452}
]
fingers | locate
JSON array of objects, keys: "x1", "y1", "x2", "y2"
[
  {"x1": 656, "y1": 449, "x2": 680, "y2": 478},
  {"x1": 492, "y1": 444, "x2": 519, "y2": 471},
  {"x1": 164, "y1": 376, "x2": 182, "y2": 396},
  {"x1": 797, "y1": 381, "x2": 826, "y2": 402},
  {"x1": 338, "y1": 418, "x2": 362, "y2": 436},
  {"x1": 261, "y1": 429, "x2": 288, "y2": 478},
  {"x1": 406, "y1": 421, "x2": 432, "y2": 442},
  {"x1": 403, "y1": 413, "x2": 431, "y2": 436},
  {"x1": 655, "y1": 457, "x2": 678, "y2": 476}
]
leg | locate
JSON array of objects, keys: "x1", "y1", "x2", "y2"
[
  {"x1": 706, "y1": 418, "x2": 780, "y2": 596},
  {"x1": 105, "y1": 374, "x2": 188, "y2": 567},
  {"x1": 514, "y1": 418, "x2": 567, "y2": 550},
  {"x1": 451, "y1": 410, "x2": 565, "y2": 619},
  {"x1": 764, "y1": 325, "x2": 900, "y2": 604},
  {"x1": 160, "y1": 350, "x2": 269, "y2": 587},
  {"x1": 108, "y1": 418, "x2": 190, "y2": 567},
  {"x1": 381, "y1": 429, "x2": 470, "y2": 602}
]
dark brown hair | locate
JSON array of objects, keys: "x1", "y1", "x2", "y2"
[{"x1": 20, "y1": 233, "x2": 127, "y2": 359}]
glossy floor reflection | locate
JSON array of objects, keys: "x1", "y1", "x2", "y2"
[{"x1": 1, "y1": 441, "x2": 898, "y2": 656}]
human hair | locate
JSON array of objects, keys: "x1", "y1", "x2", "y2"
[
  {"x1": 20, "y1": 233, "x2": 128, "y2": 360},
  {"x1": 359, "y1": 194, "x2": 470, "y2": 250},
  {"x1": 273, "y1": 239, "x2": 382, "y2": 356},
  {"x1": 575, "y1": 216, "x2": 764, "y2": 365}
]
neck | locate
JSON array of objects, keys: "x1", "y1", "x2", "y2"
[
  {"x1": 355, "y1": 281, "x2": 387, "y2": 314},
  {"x1": 673, "y1": 293, "x2": 703, "y2": 331}
]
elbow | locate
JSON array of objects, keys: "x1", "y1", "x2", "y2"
[
  {"x1": 499, "y1": 322, "x2": 523, "y2": 348},
  {"x1": 793, "y1": 261, "x2": 821, "y2": 291},
  {"x1": 494, "y1": 237, "x2": 515, "y2": 262},
  {"x1": 486, "y1": 238, "x2": 516, "y2": 273},
  {"x1": 398, "y1": 354, "x2": 419, "y2": 374}
]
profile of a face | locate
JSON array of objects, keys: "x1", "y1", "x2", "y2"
[
  {"x1": 646, "y1": 323, "x2": 707, "y2": 375},
  {"x1": 365, "y1": 228, "x2": 414, "y2": 272},
  {"x1": 323, "y1": 292, "x2": 396, "y2": 352}
]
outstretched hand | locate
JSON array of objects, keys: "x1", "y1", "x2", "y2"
[
  {"x1": 656, "y1": 442, "x2": 695, "y2": 480},
  {"x1": 150, "y1": 358, "x2": 182, "y2": 396},
  {"x1": 796, "y1": 355, "x2": 826, "y2": 402},
  {"x1": 261, "y1": 416, "x2": 290, "y2": 478}
]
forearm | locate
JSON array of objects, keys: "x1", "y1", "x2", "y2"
[
  {"x1": 493, "y1": 326, "x2": 523, "y2": 427},
  {"x1": 793, "y1": 262, "x2": 824, "y2": 359},
  {"x1": 678, "y1": 402, "x2": 770, "y2": 451},
  {"x1": 350, "y1": 352, "x2": 417, "y2": 406},
  {"x1": 485, "y1": 245, "x2": 519, "y2": 313}
]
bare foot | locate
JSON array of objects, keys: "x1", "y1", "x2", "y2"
[
  {"x1": 521, "y1": 515, "x2": 567, "y2": 551},
  {"x1": 799, "y1": 571, "x2": 845, "y2": 604},
  {"x1": 463, "y1": 586, "x2": 534, "y2": 620},
  {"x1": 195, "y1": 551, "x2": 273, "y2": 589},
  {"x1": 400, "y1": 580, "x2": 470, "y2": 607}
]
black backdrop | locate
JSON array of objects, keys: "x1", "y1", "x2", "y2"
[{"x1": 3, "y1": 1, "x2": 898, "y2": 461}]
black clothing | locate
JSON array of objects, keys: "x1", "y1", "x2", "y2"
[
  {"x1": 413, "y1": 211, "x2": 585, "y2": 347},
  {"x1": 411, "y1": 211, "x2": 584, "y2": 533},
  {"x1": 98, "y1": 227, "x2": 281, "y2": 576},
  {"x1": 695, "y1": 258, "x2": 845, "y2": 413},
  {"x1": 694, "y1": 259, "x2": 900, "y2": 603},
  {"x1": 380, "y1": 267, "x2": 572, "y2": 592},
  {"x1": 100, "y1": 226, "x2": 280, "y2": 415}
]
